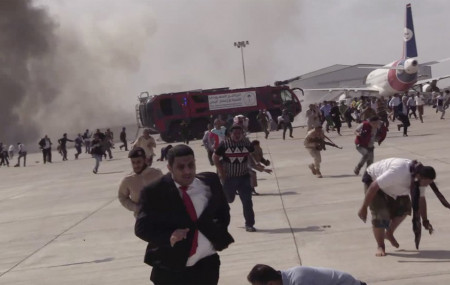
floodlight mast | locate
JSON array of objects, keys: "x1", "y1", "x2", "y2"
[{"x1": 234, "y1": 41, "x2": 249, "y2": 87}]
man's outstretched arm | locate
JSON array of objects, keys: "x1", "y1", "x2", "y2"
[{"x1": 358, "y1": 181, "x2": 380, "y2": 223}]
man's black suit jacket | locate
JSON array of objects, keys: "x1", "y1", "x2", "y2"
[
  {"x1": 38, "y1": 138, "x2": 52, "y2": 149},
  {"x1": 135, "y1": 172, "x2": 234, "y2": 271}
]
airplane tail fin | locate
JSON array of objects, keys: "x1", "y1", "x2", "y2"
[{"x1": 403, "y1": 3, "x2": 417, "y2": 58}]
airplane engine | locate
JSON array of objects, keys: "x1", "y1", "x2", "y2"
[
  {"x1": 422, "y1": 80, "x2": 440, "y2": 93},
  {"x1": 404, "y1": 58, "x2": 419, "y2": 74}
]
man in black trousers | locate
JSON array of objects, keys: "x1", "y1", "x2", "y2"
[
  {"x1": 38, "y1": 135, "x2": 53, "y2": 163},
  {"x1": 135, "y1": 144, "x2": 234, "y2": 285},
  {"x1": 119, "y1": 127, "x2": 128, "y2": 151},
  {"x1": 58, "y1": 133, "x2": 73, "y2": 161}
]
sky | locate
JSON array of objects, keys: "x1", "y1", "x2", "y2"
[{"x1": 3, "y1": 0, "x2": 450, "y2": 144}]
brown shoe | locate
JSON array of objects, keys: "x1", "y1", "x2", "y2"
[
  {"x1": 316, "y1": 170, "x2": 323, "y2": 178},
  {"x1": 308, "y1": 164, "x2": 317, "y2": 175}
]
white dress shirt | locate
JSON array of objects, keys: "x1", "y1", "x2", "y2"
[{"x1": 174, "y1": 177, "x2": 216, "y2": 266}]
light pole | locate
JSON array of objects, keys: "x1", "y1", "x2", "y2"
[{"x1": 234, "y1": 41, "x2": 249, "y2": 87}]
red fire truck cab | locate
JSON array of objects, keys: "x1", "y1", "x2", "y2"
[{"x1": 136, "y1": 85, "x2": 302, "y2": 142}]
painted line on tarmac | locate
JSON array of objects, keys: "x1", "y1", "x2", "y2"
[
  {"x1": 259, "y1": 132, "x2": 303, "y2": 265},
  {"x1": 0, "y1": 197, "x2": 117, "y2": 278}
]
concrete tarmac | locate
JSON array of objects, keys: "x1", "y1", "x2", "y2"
[{"x1": 1, "y1": 108, "x2": 450, "y2": 284}]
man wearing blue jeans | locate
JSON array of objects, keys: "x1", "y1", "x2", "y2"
[{"x1": 213, "y1": 124, "x2": 256, "y2": 232}]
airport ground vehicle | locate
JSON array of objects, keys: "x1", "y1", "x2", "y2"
[{"x1": 136, "y1": 85, "x2": 303, "y2": 142}]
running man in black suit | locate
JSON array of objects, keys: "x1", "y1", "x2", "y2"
[{"x1": 135, "y1": 144, "x2": 234, "y2": 285}]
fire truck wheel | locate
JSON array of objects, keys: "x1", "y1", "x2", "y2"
[
  {"x1": 191, "y1": 119, "x2": 209, "y2": 139},
  {"x1": 160, "y1": 132, "x2": 175, "y2": 143}
]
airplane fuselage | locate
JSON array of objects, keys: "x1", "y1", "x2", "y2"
[{"x1": 365, "y1": 59, "x2": 418, "y2": 96}]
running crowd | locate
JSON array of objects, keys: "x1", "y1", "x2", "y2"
[
  {"x1": 120, "y1": 90, "x2": 449, "y2": 284},
  {"x1": 0, "y1": 127, "x2": 130, "y2": 172},
  {"x1": 117, "y1": 121, "x2": 369, "y2": 284},
  {"x1": 3, "y1": 90, "x2": 450, "y2": 284},
  {"x1": 115, "y1": 106, "x2": 358, "y2": 284}
]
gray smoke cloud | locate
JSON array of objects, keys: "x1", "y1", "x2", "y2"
[
  {"x1": 0, "y1": 0, "x2": 156, "y2": 148},
  {"x1": 1, "y1": 0, "x2": 305, "y2": 148},
  {"x1": 0, "y1": 0, "x2": 57, "y2": 144},
  {"x1": 135, "y1": 0, "x2": 303, "y2": 93}
]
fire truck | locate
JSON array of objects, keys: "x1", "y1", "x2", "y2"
[{"x1": 136, "y1": 85, "x2": 303, "y2": 142}]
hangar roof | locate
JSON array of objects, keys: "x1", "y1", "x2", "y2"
[{"x1": 284, "y1": 63, "x2": 383, "y2": 83}]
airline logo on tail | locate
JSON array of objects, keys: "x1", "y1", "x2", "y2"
[{"x1": 404, "y1": 3, "x2": 417, "y2": 58}]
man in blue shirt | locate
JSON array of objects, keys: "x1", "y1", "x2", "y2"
[{"x1": 320, "y1": 101, "x2": 332, "y2": 132}]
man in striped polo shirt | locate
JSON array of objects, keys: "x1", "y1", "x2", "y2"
[{"x1": 213, "y1": 124, "x2": 256, "y2": 232}]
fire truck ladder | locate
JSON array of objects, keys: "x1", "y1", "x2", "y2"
[{"x1": 132, "y1": 91, "x2": 150, "y2": 144}]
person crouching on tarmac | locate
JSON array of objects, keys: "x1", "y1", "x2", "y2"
[
  {"x1": 304, "y1": 126, "x2": 327, "y2": 178},
  {"x1": 357, "y1": 158, "x2": 437, "y2": 257}
]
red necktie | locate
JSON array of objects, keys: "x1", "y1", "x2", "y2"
[{"x1": 179, "y1": 186, "x2": 198, "y2": 256}]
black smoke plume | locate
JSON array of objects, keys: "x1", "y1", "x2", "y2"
[
  {"x1": 0, "y1": 0, "x2": 57, "y2": 145},
  {"x1": 0, "y1": 0, "x2": 156, "y2": 149}
]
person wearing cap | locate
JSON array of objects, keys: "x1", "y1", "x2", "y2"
[
  {"x1": 213, "y1": 123, "x2": 257, "y2": 232},
  {"x1": 135, "y1": 144, "x2": 233, "y2": 284},
  {"x1": 118, "y1": 147, "x2": 163, "y2": 216},
  {"x1": 133, "y1": 128, "x2": 156, "y2": 166}
]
